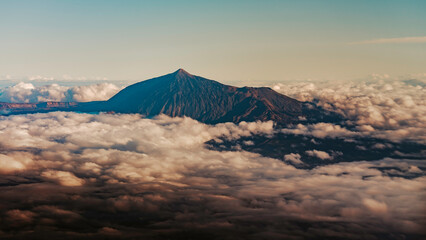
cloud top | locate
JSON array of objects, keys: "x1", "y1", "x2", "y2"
[
  {"x1": 273, "y1": 77, "x2": 426, "y2": 144},
  {"x1": 0, "y1": 112, "x2": 424, "y2": 239},
  {"x1": 0, "y1": 82, "x2": 121, "y2": 103}
]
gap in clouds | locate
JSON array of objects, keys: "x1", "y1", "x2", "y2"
[{"x1": 208, "y1": 131, "x2": 426, "y2": 170}]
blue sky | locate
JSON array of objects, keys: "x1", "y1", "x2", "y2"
[{"x1": 0, "y1": 0, "x2": 425, "y2": 83}]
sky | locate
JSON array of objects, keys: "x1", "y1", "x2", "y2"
[{"x1": 0, "y1": 0, "x2": 425, "y2": 84}]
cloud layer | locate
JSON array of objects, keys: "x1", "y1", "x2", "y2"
[
  {"x1": 0, "y1": 112, "x2": 424, "y2": 239},
  {"x1": 273, "y1": 78, "x2": 426, "y2": 144},
  {"x1": 0, "y1": 82, "x2": 121, "y2": 103}
]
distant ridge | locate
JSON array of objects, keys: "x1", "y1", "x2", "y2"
[{"x1": 0, "y1": 69, "x2": 337, "y2": 125}]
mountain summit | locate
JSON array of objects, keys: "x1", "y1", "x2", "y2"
[
  {"x1": 174, "y1": 68, "x2": 193, "y2": 77},
  {"x1": 0, "y1": 69, "x2": 334, "y2": 124}
]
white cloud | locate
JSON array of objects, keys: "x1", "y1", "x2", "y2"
[
  {"x1": 349, "y1": 36, "x2": 426, "y2": 45},
  {"x1": 0, "y1": 153, "x2": 33, "y2": 174},
  {"x1": 0, "y1": 82, "x2": 121, "y2": 103},
  {"x1": 273, "y1": 77, "x2": 426, "y2": 144},
  {"x1": 305, "y1": 150, "x2": 332, "y2": 160},
  {"x1": 362, "y1": 198, "x2": 388, "y2": 214},
  {"x1": 41, "y1": 170, "x2": 85, "y2": 187},
  {"x1": 281, "y1": 123, "x2": 358, "y2": 139},
  {"x1": 283, "y1": 153, "x2": 303, "y2": 164},
  {"x1": 69, "y1": 83, "x2": 122, "y2": 102}
]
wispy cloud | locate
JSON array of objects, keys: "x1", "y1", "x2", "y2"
[{"x1": 349, "y1": 36, "x2": 426, "y2": 45}]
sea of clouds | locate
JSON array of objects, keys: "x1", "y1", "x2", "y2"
[
  {"x1": 0, "y1": 112, "x2": 424, "y2": 239},
  {"x1": 0, "y1": 77, "x2": 425, "y2": 239}
]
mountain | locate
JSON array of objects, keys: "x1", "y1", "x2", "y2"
[
  {"x1": 0, "y1": 69, "x2": 336, "y2": 125},
  {"x1": 104, "y1": 69, "x2": 305, "y2": 123}
]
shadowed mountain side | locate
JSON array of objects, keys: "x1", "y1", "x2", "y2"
[{"x1": 0, "y1": 69, "x2": 340, "y2": 125}]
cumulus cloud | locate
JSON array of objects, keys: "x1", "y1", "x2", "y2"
[
  {"x1": 41, "y1": 170, "x2": 85, "y2": 187},
  {"x1": 273, "y1": 77, "x2": 426, "y2": 144},
  {"x1": 0, "y1": 112, "x2": 424, "y2": 239},
  {"x1": 0, "y1": 153, "x2": 33, "y2": 174},
  {"x1": 362, "y1": 198, "x2": 388, "y2": 214},
  {"x1": 5, "y1": 210, "x2": 36, "y2": 225},
  {"x1": 283, "y1": 153, "x2": 303, "y2": 164},
  {"x1": 0, "y1": 82, "x2": 121, "y2": 103},
  {"x1": 281, "y1": 123, "x2": 358, "y2": 139},
  {"x1": 68, "y1": 84, "x2": 122, "y2": 102},
  {"x1": 305, "y1": 150, "x2": 332, "y2": 160}
]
